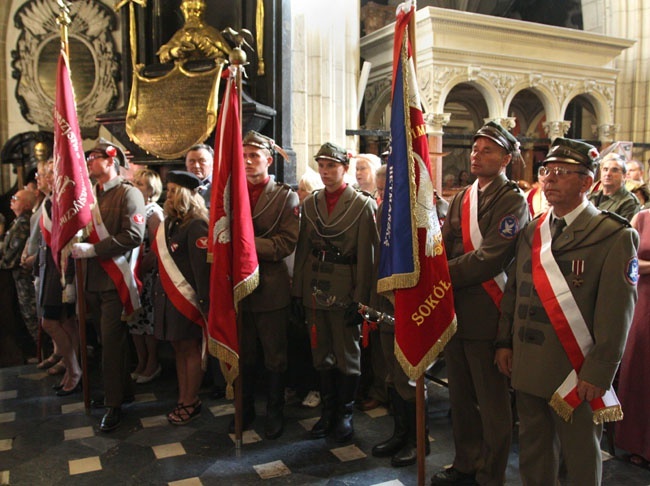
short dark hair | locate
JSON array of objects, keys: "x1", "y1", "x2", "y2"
[{"x1": 187, "y1": 143, "x2": 214, "y2": 157}]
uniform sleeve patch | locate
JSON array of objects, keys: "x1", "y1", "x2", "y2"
[
  {"x1": 132, "y1": 214, "x2": 145, "y2": 225},
  {"x1": 293, "y1": 206, "x2": 300, "y2": 218},
  {"x1": 196, "y1": 236, "x2": 208, "y2": 249},
  {"x1": 498, "y1": 214, "x2": 519, "y2": 239},
  {"x1": 626, "y1": 257, "x2": 639, "y2": 285}
]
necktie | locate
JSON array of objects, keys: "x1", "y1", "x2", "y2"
[{"x1": 552, "y1": 218, "x2": 566, "y2": 241}]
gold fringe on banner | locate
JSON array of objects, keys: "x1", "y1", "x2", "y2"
[
  {"x1": 549, "y1": 392, "x2": 575, "y2": 423},
  {"x1": 593, "y1": 405, "x2": 623, "y2": 424},
  {"x1": 208, "y1": 337, "x2": 239, "y2": 400}
]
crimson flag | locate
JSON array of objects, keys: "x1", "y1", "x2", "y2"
[
  {"x1": 207, "y1": 67, "x2": 259, "y2": 398},
  {"x1": 377, "y1": 3, "x2": 457, "y2": 380},
  {"x1": 51, "y1": 48, "x2": 94, "y2": 271}
]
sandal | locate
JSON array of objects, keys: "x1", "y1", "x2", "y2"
[
  {"x1": 37, "y1": 354, "x2": 62, "y2": 370},
  {"x1": 47, "y1": 362, "x2": 66, "y2": 376},
  {"x1": 168, "y1": 401, "x2": 202, "y2": 426}
]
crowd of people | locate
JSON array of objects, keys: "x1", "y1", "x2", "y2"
[{"x1": 1, "y1": 121, "x2": 649, "y2": 485}]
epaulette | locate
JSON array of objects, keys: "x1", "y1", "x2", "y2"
[
  {"x1": 275, "y1": 180, "x2": 293, "y2": 191},
  {"x1": 600, "y1": 210, "x2": 632, "y2": 227},
  {"x1": 356, "y1": 188, "x2": 374, "y2": 198},
  {"x1": 506, "y1": 180, "x2": 523, "y2": 193}
]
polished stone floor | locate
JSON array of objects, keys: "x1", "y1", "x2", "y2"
[{"x1": 1, "y1": 359, "x2": 649, "y2": 486}]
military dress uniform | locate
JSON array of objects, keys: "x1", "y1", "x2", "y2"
[
  {"x1": 588, "y1": 184, "x2": 640, "y2": 221},
  {"x1": 442, "y1": 171, "x2": 530, "y2": 485},
  {"x1": 84, "y1": 176, "x2": 145, "y2": 410},
  {"x1": 236, "y1": 175, "x2": 300, "y2": 437},
  {"x1": 0, "y1": 212, "x2": 38, "y2": 344},
  {"x1": 496, "y1": 204, "x2": 638, "y2": 485},
  {"x1": 293, "y1": 175, "x2": 378, "y2": 442}
]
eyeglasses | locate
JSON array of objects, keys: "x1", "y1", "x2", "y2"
[
  {"x1": 86, "y1": 154, "x2": 106, "y2": 162},
  {"x1": 11, "y1": 195, "x2": 20, "y2": 201},
  {"x1": 538, "y1": 166, "x2": 588, "y2": 178}
]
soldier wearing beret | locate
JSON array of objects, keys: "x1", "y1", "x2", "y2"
[
  {"x1": 495, "y1": 138, "x2": 638, "y2": 486},
  {"x1": 588, "y1": 153, "x2": 640, "y2": 222},
  {"x1": 72, "y1": 138, "x2": 146, "y2": 432},
  {"x1": 431, "y1": 121, "x2": 530, "y2": 486},
  {"x1": 292, "y1": 142, "x2": 378, "y2": 443},
  {"x1": 230, "y1": 131, "x2": 300, "y2": 439},
  {"x1": 153, "y1": 170, "x2": 210, "y2": 426}
]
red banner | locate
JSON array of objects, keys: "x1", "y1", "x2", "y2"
[
  {"x1": 377, "y1": 4, "x2": 456, "y2": 380},
  {"x1": 207, "y1": 68, "x2": 259, "y2": 397},
  {"x1": 51, "y1": 48, "x2": 94, "y2": 271}
]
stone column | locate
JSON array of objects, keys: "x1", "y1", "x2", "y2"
[
  {"x1": 594, "y1": 123, "x2": 619, "y2": 145},
  {"x1": 425, "y1": 112, "x2": 451, "y2": 194},
  {"x1": 543, "y1": 121, "x2": 571, "y2": 141}
]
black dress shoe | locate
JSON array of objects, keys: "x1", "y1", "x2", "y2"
[
  {"x1": 56, "y1": 381, "x2": 81, "y2": 397},
  {"x1": 52, "y1": 383, "x2": 64, "y2": 391},
  {"x1": 100, "y1": 407, "x2": 121, "y2": 432},
  {"x1": 91, "y1": 395, "x2": 135, "y2": 409},
  {"x1": 430, "y1": 467, "x2": 478, "y2": 485}
]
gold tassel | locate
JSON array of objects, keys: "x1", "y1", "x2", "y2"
[
  {"x1": 549, "y1": 393, "x2": 574, "y2": 423},
  {"x1": 593, "y1": 405, "x2": 623, "y2": 424}
]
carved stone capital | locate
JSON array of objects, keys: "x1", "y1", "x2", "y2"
[
  {"x1": 543, "y1": 120, "x2": 571, "y2": 141},
  {"x1": 425, "y1": 112, "x2": 451, "y2": 135},
  {"x1": 593, "y1": 123, "x2": 619, "y2": 143}
]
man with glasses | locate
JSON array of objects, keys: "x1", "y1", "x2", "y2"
[
  {"x1": 430, "y1": 121, "x2": 529, "y2": 486},
  {"x1": 589, "y1": 153, "x2": 640, "y2": 221},
  {"x1": 495, "y1": 137, "x2": 638, "y2": 486}
]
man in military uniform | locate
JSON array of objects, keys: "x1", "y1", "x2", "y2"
[
  {"x1": 495, "y1": 138, "x2": 638, "y2": 485},
  {"x1": 1, "y1": 189, "x2": 38, "y2": 356},
  {"x1": 589, "y1": 153, "x2": 640, "y2": 221},
  {"x1": 231, "y1": 131, "x2": 300, "y2": 439},
  {"x1": 292, "y1": 142, "x2": 378, "y2": 443},
  {"x1": 185, "y1": 143, "x2": 214, "y2": 209},
  {"x1": 431, "y1": 121, "x2": 530, "y2": 486},
  {"x1": 72, "y1": 139, "x2": 145, "y2": 432}
]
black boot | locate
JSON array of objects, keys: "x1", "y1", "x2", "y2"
[
  {"x1": 335, "y1": 373, "x2": 360, "y2": 443},
  {"x1": 310, "y1": 369, "x2": 337, "y2": 439},
  {"x1": 228, "y1": 366, "x2": 257, "y2": 433},
  {"x1": 265, "y1": 371, "x2": 285, "y2": 439},
  {"x1": 372, "y1": 388, "x2": 408, "y2": 457},
  {"x1": 391, "y1": 399, "x2": 430, "y2": 467}
]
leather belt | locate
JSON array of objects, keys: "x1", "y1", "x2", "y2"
[{"x1": 312, "y1": 248, "x2": 357, "y2": 265}]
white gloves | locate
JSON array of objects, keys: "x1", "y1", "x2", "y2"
[
  {"x1": 63, "y1": 283, "x2": 76, "y2": 304},
  {"x1": 71, "y1": 242, "x2": 96, "y2": 259}
]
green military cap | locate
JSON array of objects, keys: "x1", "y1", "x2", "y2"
[
  {"x1": 243, "y1": 130, "x2": 275, "y2": 152},
  {"x1": 88, "y1": 138, "x2": 129, "y2": 169},
  {"x1": 166, "y1": 170, "x2": 201, "y2": 191},
  {"x1": 314, "y1": 142, "x2": 349, "y2": 165},
  {"x1": 543, "y1": 137, "x2": 599, "y2": 172},
  {"x1": 474, "y1": 121, "x2": 520, "y2": 154}
]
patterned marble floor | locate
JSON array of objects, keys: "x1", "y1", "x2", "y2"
[{"x1": 0, "y1": 361, "x2": 649, "y2": 485}]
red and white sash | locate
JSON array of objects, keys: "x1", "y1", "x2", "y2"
[
  {"x1": 462, "y1": 180, "x2": 506, "y2": 308},
  {"x1": 40, "y1": 202, "x2": 52, "y2": 247},
  {"x1": 87, "y1": 203, "x2": 141, "y2": 316},
  {"x1": 151, "y1": 224, "x2": 206, "y2": 329},
  {"x1": 531, "y1": 211, "x2": 622, "y2": 424}
]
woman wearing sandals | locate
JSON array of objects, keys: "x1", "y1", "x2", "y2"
[
  {"x1": 129, "y1": 169, "x2": 163, "y2": 384},
  {"x1": 36, "y1": 160, "x2": 82, "y2": 395},
  {"x1": 153, "y1": 171, "x2": 210, "y2": 425}
]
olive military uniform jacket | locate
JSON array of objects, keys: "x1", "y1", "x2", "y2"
[
  {"x1": 496, "y1": 203, "x2": 638, "y2": 398},
  {"x1": 242, "y1": 177, "x2": 300, "y2": 313},
  {"x1": 588, "y1": 185, "x2": 640, "y2": 222},
  {"x1": 86, "y1": 177, "x2": 145, "y2": 292},
  {"x1": 0, "y1": 212, "x2": 31, "y2": 270},
  {"x1": 442, "y1": 173, "x2": 530, "y2": 340},
  {"x1": 292, "y1": 185, "x2": 378, "y2": 309}
]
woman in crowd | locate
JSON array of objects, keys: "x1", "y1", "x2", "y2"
[
  {"x1": 292, "y1": 142, "x2": 378, "y2": 443},
  {"x1": 153, "y1": 170, "x2": 210, "y2": 425},
  {"x1": 129, "y1": 169, "x2": 163, "y2": 384},
  {"x1": 615, "y1": 207, "x2": 650, "y2": 467},
  {"x1": 36, "y1": 160, "x2": 81, "y2": 395},
  {"x1": 354, "y1": 153, "x2": 381, "y2": 197}
]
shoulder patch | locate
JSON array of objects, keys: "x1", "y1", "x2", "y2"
[
  {"x1": 498, "y1": 214, "x2": 519, "y2": 239},
  {"x1": 196, "y1": 236, "x2": 208, "y2": 249},
  {"x1": 293, "y1": 205, "x2": 300, "y2": 218},
  {"x1": 601, "y1": 210, "x2": 632, "y2": 227},
  {"x1": 626, "y1": 257, "x2": 639, "y2": 285},
  {"x1": 132, "y1": 213, "x2": 145, "y2": 225}
]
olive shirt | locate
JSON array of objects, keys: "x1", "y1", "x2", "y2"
[
  {"x1": 588, "y1": 185, "x2": 640, "y2": 222},
  {"x1": 496, "y1": 203, "x2": 639, "y2": 397},
  {"x1": 442, "y1": 173, "x2": 530, "y2": 340},
  {"x1": 292, "y1": 185, "x2": 378, "y2": 309},
  {"x1": 242, "y1": 177, "x2": 299, "y2": 313}
]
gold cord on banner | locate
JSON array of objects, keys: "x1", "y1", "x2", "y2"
[
  {"x1": 114, "y1": 0, "x2": 148, "y2": 71},
  {"x1": 256, "y1": 0, "x2": 265, "y2": 75}
]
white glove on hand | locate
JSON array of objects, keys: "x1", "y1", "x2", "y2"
[
  {"x1": 63, "y1": 283, "x2": 76, "y2": 304},
  {"x1": 71, "y1": 242, "x2": 96, "y2": 259}
]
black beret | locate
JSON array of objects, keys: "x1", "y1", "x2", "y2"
[{"x1": 167, "y1": 170, "x2": 201, "y2": 191}]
